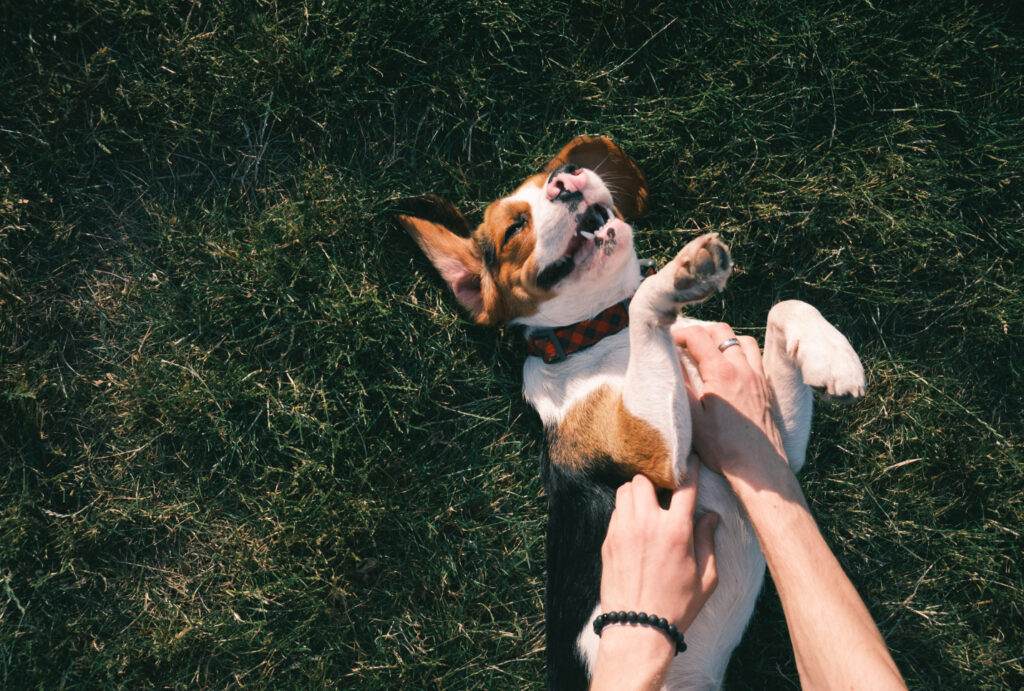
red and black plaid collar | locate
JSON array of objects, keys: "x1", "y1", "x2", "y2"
[{"x1": 524, "y1": 259, "x2": 657, "y2": 364}]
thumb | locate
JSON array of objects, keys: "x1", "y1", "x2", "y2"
[
  {"x1": 694, "y1": 512, "x2": 720, "y2": 593},
  {"x1": 682, "y1": 371, "x2": 707, "y2": 429},
  {"x1": 669, "y1": 454, "x2": 700, "y2": 519}
]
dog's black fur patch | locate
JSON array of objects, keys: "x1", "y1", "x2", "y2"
[
  {"x1": 397, "y1": 194, "x2": 472, "y2": 236},
  {"x1": 541, "y1": 443, "x2": 629, "y2": 689}
]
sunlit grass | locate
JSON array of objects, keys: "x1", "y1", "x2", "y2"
[{"x1": 1, "y1": 0, "x2": 1021, "y2": 687}]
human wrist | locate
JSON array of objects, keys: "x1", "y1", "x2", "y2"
[
  {"x1": 718, "y1": 444, "x2": 790, "y2": 488},
  {"x1": 595, "y1": 611, "x2": 688, "y2": 654},
  {"x1": 600, "y1": 622, "x2": 677, "y2": 656},
  {"x1": 593, "y1": 624, "x2": 676, "y2": 687},
  {"x1": 723, "y1": 453, "x2": 810, "y2": 521}
]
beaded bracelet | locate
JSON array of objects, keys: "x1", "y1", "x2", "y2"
[{"x1": 593, "y1": 611, "x2": 688, "y2": 655}]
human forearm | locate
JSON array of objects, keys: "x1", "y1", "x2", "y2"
[
  {"x1": 725, "y1": 456, "x2": 905, "y2": 690},
  {"x1": 590, "y1": 474, "x2": 719, "y2": 690},
  {"x1": 673, "y1": 323, "x2": 905, "y2": 688},
  {"x1": 590, "y1": 626, "x2": 675, "y2": 690}
]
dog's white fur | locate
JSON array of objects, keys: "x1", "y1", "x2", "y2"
[
  {"x1": 401, "y1": 138, "x2": 866, "y2": 689},
  {"x1": 518, "y1": 164, "x2": 864, "y2": 688}
]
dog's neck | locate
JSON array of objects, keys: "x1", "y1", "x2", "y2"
[
  {"x1": 513, "y1": 251, "x2": 643, "y2": 333},
  {"x1": 521, "y1": 259, "x2": 656, "y2": 363}
]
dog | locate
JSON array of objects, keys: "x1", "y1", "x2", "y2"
[{"x1": 397, "y1": 136, "x2": 866, "y2": 689}]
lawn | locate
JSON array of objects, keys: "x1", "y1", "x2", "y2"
[{"x1": 1, "y1": 0, "x2": 1022, "y2": 688}]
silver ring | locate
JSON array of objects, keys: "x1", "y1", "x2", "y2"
[{"x1": 718, "y1": 338, "x2": 741, "y2": 352}]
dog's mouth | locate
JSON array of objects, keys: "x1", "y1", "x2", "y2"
[{"x1": 536, "y1": 204, "x2": 615, "y2": 290}]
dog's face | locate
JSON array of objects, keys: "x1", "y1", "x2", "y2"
[{"x1": 398, "y1": 136, "x2": 648, "y2": 326}]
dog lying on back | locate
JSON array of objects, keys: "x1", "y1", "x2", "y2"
[{"x1": 397, "y1": 136, "x2": 865, "y2": 689}]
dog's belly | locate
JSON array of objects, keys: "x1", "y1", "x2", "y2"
[
  {"x1": 663, "y1": 472, "x2": 765, "y2": 689},
  {"x1": 522, "y1": 329, "x2": 632, "y2": 428},
  {"x1": 572, "y1": 468, "x2": 765, "y2": 690},
  {"x1": 527, "y1": 326, "x2": 768, "y2": 689}
]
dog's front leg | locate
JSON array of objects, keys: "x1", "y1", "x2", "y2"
[{"x1": 622, "y1": 234, "x2": 733, "y2": 487}]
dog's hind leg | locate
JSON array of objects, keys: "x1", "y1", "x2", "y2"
[{"x1": 762, "y1": 300, "x2": 866, "y2": 473}]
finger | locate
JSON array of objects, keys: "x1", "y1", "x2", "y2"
[
  {"x1": 683, "y1": 381, "x2": 714, "y2": 452},
  {"x1": 614, "y1": 479, "x2": 635, "y2": 523},
  {"x1": 670, "y1": 321, "x2": 705, "y2": 344},
  {"x1": 669, "y1": 456, "x2": 700, "y2": 520},
  {"x1": 672, "y1": 325, "x2": 726, "y2": 378},
  {"x1": 678, "y1": 344, "x2": 707, "y2": 397},
  {"x1": 735, "y1": 334, "x2": 777, "y2": 406},
  {"x1": 601, "y1": 512, "x2": 617, "y2": 559},
  {"x1": 694, "y1": 512, "x2": 720, "y2": 593},
  {"x1": 704, "y1": 322, "x2": 737, "y2": 344},
  {"x1": 706, "y1": 322, "x2": 746, "y2": 364},
  {"x1": 737, "y1": 335, "x2": 765, "y2": 377},
  {"x1": 629, "y1": 473, "x2": 659, "y2": 520},
  {"x1": 684, "y1": 376, "x2": 704, "y2": 417}
]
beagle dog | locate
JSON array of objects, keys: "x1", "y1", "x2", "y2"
[{"x1": 397, "y1": 137, "x2": 865, "y2": 689}]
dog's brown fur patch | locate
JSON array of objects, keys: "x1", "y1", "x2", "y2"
[
  {"x1": 548, "y1": 384, "x2": 674, "y2": 488},
  {"x1": 471, "y1": 195, "x2": 553, "y2": 323},
  {"x1": 543, "y1": 136, "x2": 648, "y2": 219}
]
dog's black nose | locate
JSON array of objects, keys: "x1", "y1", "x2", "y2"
[
  {"x1": 547, "y1": 163, "x2": 581, "y2": 185},
  {"x1": 546, "y1": 164, "x2": 586, "y2": 207}
]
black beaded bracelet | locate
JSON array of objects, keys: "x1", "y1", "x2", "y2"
[{"x1": 593, "y1": 611, "x2": 687, "y2": 655}]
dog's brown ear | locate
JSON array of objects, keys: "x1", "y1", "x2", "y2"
[
  {"x1": 544, "y1": 136, "x2": 648, "y2": 219},
  {"x1": 397, "y1": 195, "x2": 489, "y2": 320}
]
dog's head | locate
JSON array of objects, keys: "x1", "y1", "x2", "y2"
[{"x1": 397, "y1": 136, "x2": 648, "y2": 327}]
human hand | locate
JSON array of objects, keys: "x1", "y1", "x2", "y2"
[
  {"x1": 671, "y1": 322, "x2": 789, "y2": 478},
  {"x1": 600, "y1": 470, "x2": 719, "y2": 635}
]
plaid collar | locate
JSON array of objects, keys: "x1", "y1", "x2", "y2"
[{"x1": 523, "y1": 259, "x2": 657, "y2": 364}]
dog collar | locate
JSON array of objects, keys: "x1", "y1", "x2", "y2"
[{"x1": 523, "y1": 259, "x2": 657, "y2": 364}]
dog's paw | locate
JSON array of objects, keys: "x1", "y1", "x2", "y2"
[
  {"x1": 671, "y1": 233, "x2": 732, "y2": 304},
  {"x1": 804, "y1": 353, "x2": 865, "y2": 401},
  {"x1": 770, "y1": 300, "x2": 868, "y2": 399},
  {"x1": 632, "y1": 234, "x2": 732, "y2": 326}
]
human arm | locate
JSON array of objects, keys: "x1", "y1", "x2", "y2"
[
  {"x1": 590, "y1": 472, "x2": 719, "y2": 691},
  {"x1": 672, "y1": 323, "x2": 905, "y2": 690}
]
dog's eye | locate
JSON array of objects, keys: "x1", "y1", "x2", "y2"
[{"x1": 503, "y1": 213, "x2": 528, "y2": 246}]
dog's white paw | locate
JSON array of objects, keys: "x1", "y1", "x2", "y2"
[
  {"x1": 769, "y1": 300, "x2": 866, "y2": 401},
  {"x1": 634, "y1": 234, "x2": 732, "y2": 326},
  {"x1": 795, "y1": 332, "x2": 866, "y2": 401},
  {"x1": 670, "y1": 233, "x2": 732, "y2": 304}
]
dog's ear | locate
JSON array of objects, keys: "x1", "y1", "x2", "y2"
[
  {"x1": 544, "y1": 136, "x2": 648, "y2": 219},
  {"x1": 396, "y1": 195, "x2": 488, "y2": 320}
]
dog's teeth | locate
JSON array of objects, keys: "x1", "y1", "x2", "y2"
[{"x1": 580, "y1": 230, "x2": 595, "y2": 240}]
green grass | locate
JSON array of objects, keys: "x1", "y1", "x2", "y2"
[{"x1": 1, "y1": 0, "x2": 1022, "y2": 687}]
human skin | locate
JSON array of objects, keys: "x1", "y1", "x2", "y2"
[
  {"x1": 589, "y1": 323, "x2": 905, "y2": 690},
  {"x1": 672, "y1": 322, "x2": 905, "y2": 691},
  {"x1": 590, "y1": 470, "x2": 719, "y2": 691}
]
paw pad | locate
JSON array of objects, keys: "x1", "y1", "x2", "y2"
[{"x1": 672, "y1": 234, "x2": 732, "y2": 302}]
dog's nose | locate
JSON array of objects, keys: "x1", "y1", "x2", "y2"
[{"x1": 546, "y1": 164, "x2": 587, "y2": 202}]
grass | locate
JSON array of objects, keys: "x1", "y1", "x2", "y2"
[{"x1": 1, "y1": 0, "x2": 1022, "y2": 687}]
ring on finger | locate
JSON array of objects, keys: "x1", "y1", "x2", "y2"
[{"x1": 718, "y1": 338, "x2": 741, "y2": 352}]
